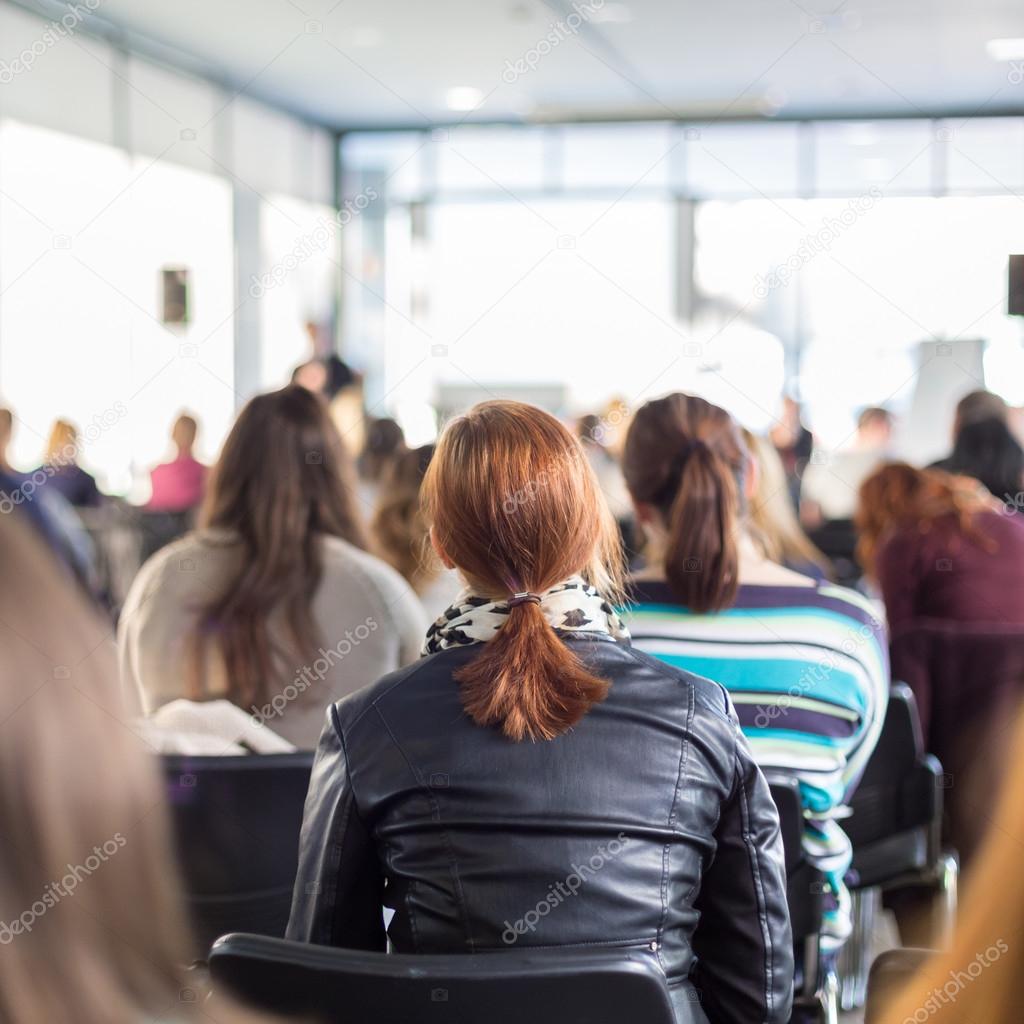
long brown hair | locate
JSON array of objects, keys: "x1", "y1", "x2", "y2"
[
  {"x1": 0, "y1": 514, "x2": 190, "y2": 1021},
  {"x1": 421, "y1": 401, "x2": 624, "y2": 742},
  {"x1": 371, "y1": 444, "x2": 439, "y2": 591},
  {"x1": 622, "y1": 393, "x2": 748, "y2": 612},
  {"x1": 855, "y1": 462, "x2": 998, "y2": 578},
  {"x1": 189, "y1": 385, "x2": 367, "y2": 708}
]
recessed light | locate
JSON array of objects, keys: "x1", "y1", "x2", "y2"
[
  {"x1": 987, "y1": 38, "x2": 1024, "y2": 61},
  {"x1": 589, "y1": 3, "x2": 633, "y2": 23},
  {"x1": 445, "y1": 86, "x2": 484, "y2": 111}
]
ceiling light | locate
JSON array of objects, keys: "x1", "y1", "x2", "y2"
[
  {"x1": 445, "y1": 86, "x2": 484, "y2": 112},
  {"x1": 987, "y1": 38, "x2": 1024, "y2": 61},
  {"x1": 589, "y1": 3, "x2": 633, "y2": 23}
]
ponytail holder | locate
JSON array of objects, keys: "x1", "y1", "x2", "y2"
[{"x1": 509, "y1": 591, "x2": 542, "y2": 607}]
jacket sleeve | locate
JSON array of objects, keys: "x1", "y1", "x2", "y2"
[
  {"x1": 286, "y1": 706, "x2": 387, "y2": 949},
  {"x1": 692, "y1": 726, "x2": 794, "y2": 1024}
]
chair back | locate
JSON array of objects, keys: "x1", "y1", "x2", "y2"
[
  {"x1": 162, "y1": 752, "x2": 314, "y2": 951},
  {"x1": 209, "y1": 932, "x2": 680, "y2": 1024},
  {"x1": 864, "y1": 948, "x2": 934, "y2": 1022}
]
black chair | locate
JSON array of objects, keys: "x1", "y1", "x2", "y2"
[
  {"x1": 162, "y1": 752, "x2": 314, "y2": 952},
  {"x1": 138, "y1": 508, "x2": 194, "y2": 562},
  {"x1": 864, "y1": 948, "x2": 934, "y2": 1023},
  {"x1": 837, "y1": 685, "x2": 957, "y2": 1009},
  {"x1": 767, "y1": 774, "x2": 836, "y2": 1024},
  {"x1": 209, "y1": 932, "x2": 679, "y2": 1024}
]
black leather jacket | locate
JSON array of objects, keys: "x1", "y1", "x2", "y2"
[{"x1": 287, "y1": 636, "x2": 793, "y2": 1024}]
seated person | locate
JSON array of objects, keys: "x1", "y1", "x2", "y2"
[
  {"x1": 932, "y1": 416, "x2": 1023, "y2": 509},
  {"x1": 118, "y1": 385, "x2": 426, "y2": 749},
  {"x1": 288, "y1": 400, "x2": 793, "y2": 1024},
  {"x1": 929, "y1": 387, "x2": 1008, "y2": 474},
  {"x1": 856, "y1": 462, "x2": 1024, "y2": 634},
  {"x1": 620, "y1": 393, "x2": 889, "y2": 956},
  {"x1": 147, "y1": 413, "x2": 208, "y2": 512},
  {"x1": 0, "y1": 512, "x2": 276, "y2": 1022},
  {"x1": 37, "y1": 418, "x2": 104, "y2": 508}
]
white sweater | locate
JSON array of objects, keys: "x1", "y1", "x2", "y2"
[{"x1": 118, "y1": 529, "x2": 428, "y2": 749}]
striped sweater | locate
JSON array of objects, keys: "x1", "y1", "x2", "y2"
[{"x1": 623, "y1": 578, "x2": 889, "y2": 950}]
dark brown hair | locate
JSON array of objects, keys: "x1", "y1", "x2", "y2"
[
  {"x1": 421, "y1": 401, "x2": 624, "y2": 742},
  {"x1": 622, "y1": 393, "x2": 748, "y2": 612},
  {"x1": 189, "y1": 385, "x2": 367, "y2": 708}
]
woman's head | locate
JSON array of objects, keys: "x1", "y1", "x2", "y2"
[
  {"x1": 45, "y1": 418, "x2": 78, "y2": 466},
  {"x1": 855, "y1": 461, "x2": 996, "y2": 577},
  {"x1": 422, "y1": 400, "x2": 623, "y2": 741},
  {"x1": 371, "y1": 444, "x2": 439, "y2": 591},
  {"x1": 192, "y1": 385, "x2": 366, "y2": 707},
  {"x1": 0, "y1": 514, "x2": 191, "y2": 1022},
  {"x1": 358, "y1": 417, "x2": 407, "y2": 483},
  {"x1": 947, "y1": 416, "x2": 1024, "y2": 504},
  {"x1": 622, "y1": 393, "x2": 749, "y2": 612}
]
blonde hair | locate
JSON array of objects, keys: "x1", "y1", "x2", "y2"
[
  {"x1": 881, "y1": 702, "x2": 1024, "y2": 1024},
  {"x1": 743, "y1": 429, "x2": 830, "y2": 578},
  {"x1": 44, "y1": 418, "x2": 78, "y2": 466}
]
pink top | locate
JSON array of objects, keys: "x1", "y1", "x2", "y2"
[{"x1": 147, "y1": 455, "x2": 207, "y2": 512}]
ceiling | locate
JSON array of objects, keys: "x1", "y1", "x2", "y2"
[{"x1": 39, "y1": 0, "x2": 1024, "y2": 129}]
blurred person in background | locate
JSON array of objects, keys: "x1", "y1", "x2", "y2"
[
  {"x1": 577, "y1": 414, "x2": 633, "y2": 523},
  {"x1": 147, "y1": 413, "x2": 208, "y2": 513},
  {"x1": 931, "y1": 416, "x2": 1024, "y2": 508},
  {"x1": 930, "y1": 387, "x2": 1008, "y2": 470},
  {"x1": 288, "y1": 400, "x2": 793, "y2": 1024},
  {"x1": 743, "y1": 428, "x2": 831, "y2": 581},
  {"x1": 0, "y1": 512, "x2": 279, "y2": 1023},
  {"x1": 370, "y1": 444, "x2": 462, "y2": 620},
  {"x1": 357, "y1": 416, "x2": 406, "y2": 513},
  {"x1": 118, "y1": 386, "x2": 426, "y2": 749},
  {"x1": 37, "y1": 418, "x2": 104, "y2": 508},
  {"x1": 769, "y1": 395, "x2": 814, "y2": 509},
  {"x1": 856, "y1": 462, "x2": 1024, "y2": 634},
  {"x1": 879, "y1": 702, "x2": 1024, "y2": 1024},
  {"x1": 801, "y1": 406, "x2": 893, "y2": 528},
  {"x1": 621, "y1": 393, "x2": 888, "y2": 959}
]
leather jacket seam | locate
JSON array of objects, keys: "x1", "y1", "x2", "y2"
[{"x1": 373, "y1": 705, "x2": 477, "y2": 952}]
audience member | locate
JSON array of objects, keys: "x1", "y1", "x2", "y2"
[
  {"x1": 287, "y1": 400, "x2": 793, "y2": 1024},
  {"x1": 0, "y1": 513, "x2": 274, "y2": 1022},
  {"x1": 931, "y1": 388, "x2": 1008, "y2": 467},
  {"x1": 770, "y1": 395, "x2": 813, "y2": 507},
  {"x1": 880, "y1": 702, "x2": 1024, "y2": 1024},
  {"x1": 37, "y1": 418, "x2": 103, "y2": 507},
  {"x1": 801, "y1": 406, "x2": 893, "y2": 526},
  {"x1": 118, "y1": 385, "x2": 426, "y2": 749},
  {"x1": 577, "y1": 413, "x2": 633, "y2": 522},
  {"x1": 370, "y1": 444, "x2": 462, "y2": 620},
  {"x1": 620, "y1": 393, "x2": 888, "y2": 955},
  {"x1": 856, "y1": 461, "x2": 1024, "y2": 633},
  {"x1": 291, "y1": 358, "x2": 328, "y2": 394},
  {"x1": 357, "y1": 416, "x2": 407, "y2": 511},
  {"x1": 147, "y1": 413, "x2": 208, "y2": 512},
  {"x1": 743, "y1": 428, "x2": 831, "y2": 580},
  {"x1": 932, "y1": 416, "x2": 1024, "y2": 507}
]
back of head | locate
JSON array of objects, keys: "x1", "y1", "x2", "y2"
[
  {"x1": 422, "y1": 401, "x2": 623, "y2": 742},
  {"x1": 622, "y1": 393, "x2": 747, "y2": 612},
  {"x1": 856, "y1": 405, "x2": 893, "y2": 446},
  {"x1": 955, "y1": 389, "x2": 1007, "y2": 435},
  {"x1": 45, "y1": 418, "x2": 78, "y2": 466},
  {"x1": 193, "y1": 385, "x2": 366, "y2": 707},
  {"x1": 855, "y1": 461, "x2": 994, "y2": 575},
  {"x1": 947, "y1": 416, "x2": 1024, "y2": 503},
  {"x1": 171, "y1": 412, "x2": 198, "y2": 452},
  {"x1": 0, "y1": 514, "x2": 190, "y2": 1022},
  {"x1": 359, "y1": 417, "x2": 407, "y2": 481},
  {"x1": 371, "y1": 444, "x2": 437, "y2": 588}
]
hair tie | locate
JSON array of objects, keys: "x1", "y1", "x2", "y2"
[{"x1": 508, "y1": 591, "x2": 542, "y2": 607}]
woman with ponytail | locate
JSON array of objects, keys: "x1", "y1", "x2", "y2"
[
  {"x1": 289, "y1": 400, "x2": 793, "y2": 1024},
  {"x1": 621, "y1": 393, "x2": 889, "y2": 959}
]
